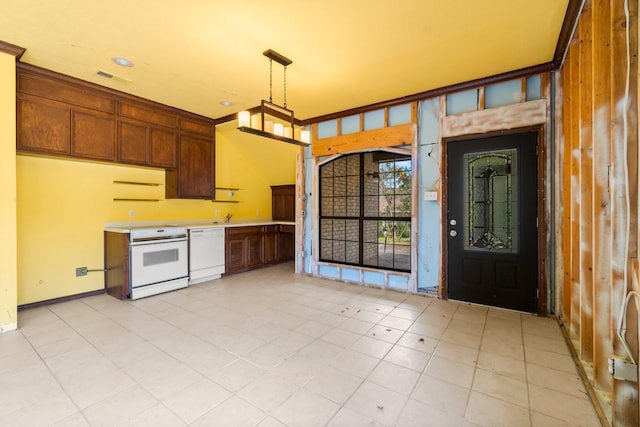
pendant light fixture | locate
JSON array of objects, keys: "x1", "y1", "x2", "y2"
[{"x1": 237, "y1": 49, "x2": 310, "y2": 146}]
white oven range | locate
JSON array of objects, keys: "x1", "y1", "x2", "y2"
[{"x1": 129, "y1": 226, "x2": 189, "y2": 299}]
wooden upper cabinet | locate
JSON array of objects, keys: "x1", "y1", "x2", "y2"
[
  {"x1": 17, "y1": 95, "x2": 70, "y2": 155},
  {"x1": 117, "y1": 120, "x2": 177, "y2": 168},
  {"x1": 271, "y1": 185, "x2": 296, "y2": 221},
  {"x1": 118, "y1": 102, "x2": 177, "y2": 128},
  {"x1": 18, "y1": 71, "x2": 114, "y2": 114},
  {"x1": 166, "y1": 135, "x2": 215, "y2": 199},
  {"x1": 71, "y1": 109, "x2": 115, "y2": 161},
  {"x1": 149, "y1": 128, "x2": 177, "y2": 168},
  {"x1": 118, "y1": 120, "x2": 148, "y2": 164},
  {"x1": 179, "y1": 117, "x2": 215, "y2": 138}
]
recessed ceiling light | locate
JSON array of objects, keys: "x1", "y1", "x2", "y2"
[
  {"x1": 219, "y1": 100, "x2": 233, "y2": 107},
  {"x1": 111, "y1": 56, "x2": 134, "y2": 67}
]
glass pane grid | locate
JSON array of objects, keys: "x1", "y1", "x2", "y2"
[{"x1": 319, "y1": 152, "x2": 412, "y2": 272}]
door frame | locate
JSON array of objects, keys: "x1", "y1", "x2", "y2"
[{"x1": 441, "y1": 125, "x2": 547, "y2": 315}]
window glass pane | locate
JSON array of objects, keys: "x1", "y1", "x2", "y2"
[
  {"x1": 363, "y1": 220, "x2": 378, "y2": 243},
  {"x1": 320, "y1": 195, "x2": 334, "y2": 216},
  {"x1": 346, "y1": 242, "x2": 359, "y2": 264},
  {"x1": 347, "y1": 154, "x2": 360, "y2": 175},
  {"x1": 321, "y1": 239, "x2": 332, "y2": 259},
  {"x1": 364, "y1": 196, "x2": 378, "y2": 217},
  {"x1": 333, "y1": 196, "x2": 346, "y2": 216},
  {"x1": 332, "y1": 240, "x2": 345, "y2": 262},
  {"x1": 333, "y1": 157, "x2": 347, "y2": 176},
  {"x1": 446, "y1": 89, "x2": 478, "y2": 115},
  {"x1": 364, "y1": 110, "x2": 385, "y2": 130},
  {"x1": 317, "y1": 120, "x2": 338, "y2": 138},
  {"x1": 485, "y1": 80, "x2": 521, "y2": 108},
  {"x1": 526, "y1": 75, "x2": 542, "y2": 101},
  {"x1": 320, "y1": 162, "x2": 333, "y2": 178},
  {"x1": 345, "y1": 219, "x2": 359, "y2": 241},
  {"x1": 388, "y1": 104, "x2": 412, "y2": 126},
  {"x1": 342, "y1": 115, "x2": 360, "y2": 135},
  {"x1": 347, "y1": 175, "x2": 359, "y2": 196},
  {"x1": 334, "y1": 176, "x2": 346, "y2": 196},
  {"x1": 363, "y1": 242, "x2": 378, "y2": 266},
  {"x1": 320, "y1": 219, "x2": 333, "y2": 239}
]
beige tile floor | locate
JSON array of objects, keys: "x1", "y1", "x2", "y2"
[{"x1": 0, "y1": 263, "x2": 601, "y2": 427}]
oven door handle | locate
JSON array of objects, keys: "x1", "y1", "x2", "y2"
[{"x1": 131, "y1": 236, "x2": 188, "y2": 244}]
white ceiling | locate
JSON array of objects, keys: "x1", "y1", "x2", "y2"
[{"x1": 0, "y1": 0, "x2": 570, "y2": 121}]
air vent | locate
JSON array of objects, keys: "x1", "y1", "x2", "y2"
[
  {"x1": 96, "y1": 70, "x2": 131, "y2": 83},
  {"x1": 97, "y1": 70, "x2": 113, "y2": 79}
]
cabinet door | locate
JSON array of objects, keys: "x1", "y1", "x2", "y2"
[
  {"x1": 226, "y1": 238, "x2": 246, "y2": 274},
  {"x1": 278, "y1": 232, "x2": 294, "y2": 261},
  {"x1": 149, "y1": 128, "x2": 177, "y2": 168},
  {"x1": 247, "y1": 235, "x2": 264, "y2": 268},
  {"x1": 175, "y1": 135, "x2": 214, "y2": 199},
  {"x1": 17, "y1": 96, "x2": 70, "y2": 155},
  {"x1": 118, "y1": 120, "x2": 148, "y2": 164},
  {"x1": 264, "y1": 231, "x2": 278, "y2": 264},
  {"x1": 272, "y1": 185, "x2": 295, "y2": 220},
  {"x1": 71, "y1": 110, "x2": 115, "y2": 161}
]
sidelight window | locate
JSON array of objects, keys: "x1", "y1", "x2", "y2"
[{"x1": 319, "y1": 151, "x2": 411, "y2": 272}]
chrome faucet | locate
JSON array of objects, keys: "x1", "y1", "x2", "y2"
[{"x1": 225, "y1": 213, "x2": 232, "y2": 223}]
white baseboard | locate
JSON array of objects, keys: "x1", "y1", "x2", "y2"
[{"x1": 0, "y1": 322, "x2": 17, "y2": 333}]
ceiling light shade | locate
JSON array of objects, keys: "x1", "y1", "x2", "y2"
[
  {"x1": 111, "y1": 56, "x2": 134, "y2": 67},
  {"x1": 238, "y1": 111, "x2": 251, "y2": 127},
  {"x1": 237, "y1": 49, "x2": 310, "y2": 147}
]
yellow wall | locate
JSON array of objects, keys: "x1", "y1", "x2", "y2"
[
  {"x1": 16, "y1": 126, "x2": 298, "y2": 305},
  {"x1": 215, "y1": 129, "x2": 300, "y2": 217},
  {"x1": 0, "y1": 52, "x2": 17, "y2": 330}
]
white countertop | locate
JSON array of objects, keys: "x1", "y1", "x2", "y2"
[{"x1": 104, "y1": 219, "x2": 295, "y2": 233}]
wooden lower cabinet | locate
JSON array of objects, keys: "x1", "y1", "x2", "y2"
[
  {"x1": 264, "y1": 225, "x2": 279, "y2": 265},
  {"x1": 225, "y1": 226, "x2": 263, "y2": 274},
  {"x1": 278, "y1": 224, "x2": 295, "y2": 261},
  {"x1": 225, "y1": 225, "x2": 294, "y2": 275}
]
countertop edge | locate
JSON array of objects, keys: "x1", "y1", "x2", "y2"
[{"x1": 104, "y1": 219, "x2": 295, "y2": 233}]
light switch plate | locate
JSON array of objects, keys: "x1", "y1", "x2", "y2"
[{"x1": 424, "y1": 191, "x2": 438, "y2": 201}]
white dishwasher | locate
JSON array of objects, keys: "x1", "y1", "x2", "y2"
[{"x1": 189, "y1": 227, "x2": 225, "y2": 284}]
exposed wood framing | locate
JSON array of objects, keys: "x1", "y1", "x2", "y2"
[
  {"x1": 312, "y1": 123, "x2": 416, "y2": 157},
  {"x1": 592, "y1": 0, "x2": 613, "y2": 393},
  {"x1": 439, "y1": 96, "x2": 447, "y2": 300},
  {"x1": 579, "y1": 3, "x2": 595, "y2": 363},
  {"x1": 559, "y1": 0, "x2": 639, "y2": 425},
  {"x1": 311, "y1": 102, "x2": 418, "y2": 158},
  {"x1": 295, "y1": 148, "x2": 305, "y2": 274},
  {"x1": 441, "y1": 99, "x2": 547, "y2": 138}
]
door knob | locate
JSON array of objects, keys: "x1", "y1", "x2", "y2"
[{"x1": 449, "y1": 230, "x2": 458, "y2": 237}]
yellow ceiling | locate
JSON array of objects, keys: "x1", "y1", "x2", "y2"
[{"x1": 0, "y1": 0, "x2": 570, "y2": 120}]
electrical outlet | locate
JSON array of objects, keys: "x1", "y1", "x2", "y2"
[
  {"x1": 76, "y1": 266, "x2": 88, "y2": 277},
  {"x1": 256, "y1": 209, "x2": 260, "y2": 216},
  {"x1": 129, "y1": 209, "x2": 136, "y2": 218},
  {"x1": 214, "y1": 209, "x2": 220, "y2": 217}
]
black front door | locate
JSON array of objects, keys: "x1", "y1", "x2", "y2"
[{"x1": 446, "y1": 132, "x2": 538, "y2": 312}]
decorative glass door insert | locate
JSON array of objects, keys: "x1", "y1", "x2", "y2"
[{"x1": 463, "y1": 148, "x2": 518, "y2": 252}]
